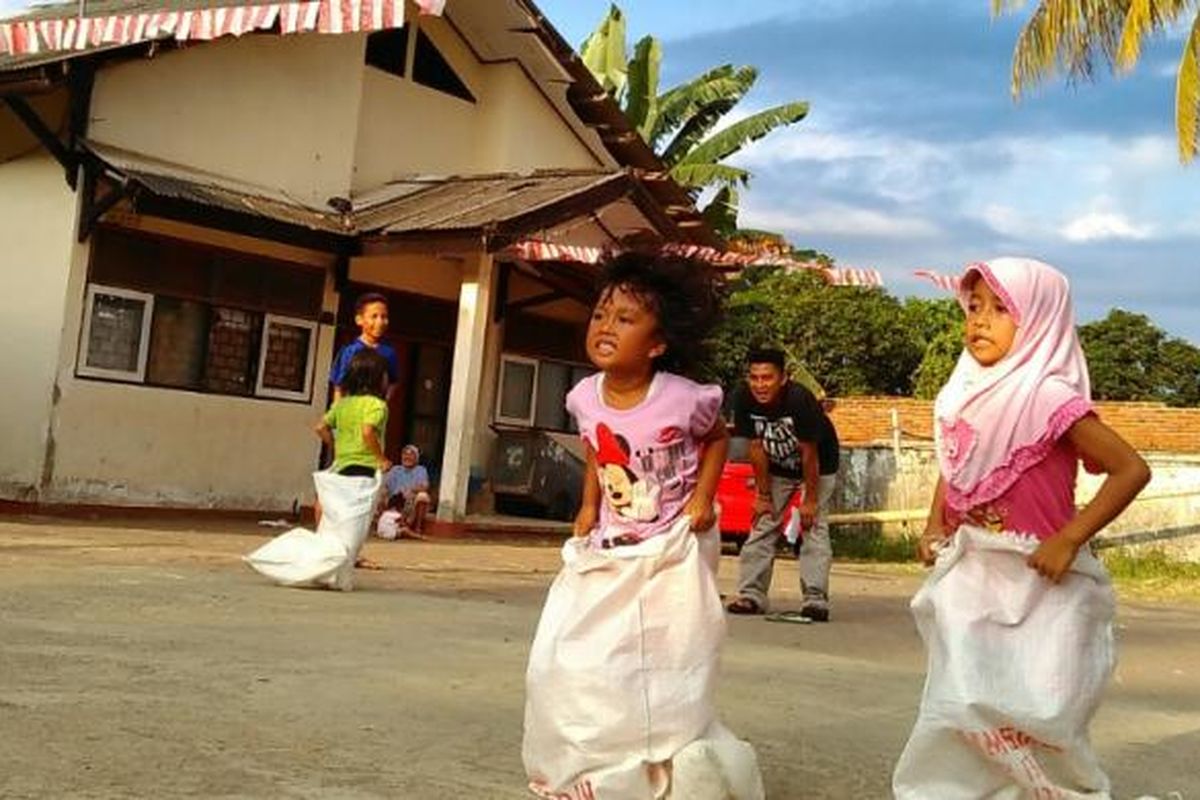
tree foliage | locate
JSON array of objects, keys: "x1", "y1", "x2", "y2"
[
  {"x1": 704, "y1": 266, "x2": 928, "y2": 397},
  {"x1": 1080, "y1": 309, "x2": 1200, "y2": 406},
  {"x1": 705, "y1": 272, "x2": 1199, "y2": 407}
]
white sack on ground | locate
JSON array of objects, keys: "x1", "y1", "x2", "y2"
[
  {"x1": 523, "y1": 515, "x2": 763, "y2": 800},
  {"x1": 244, "y1": 471, "x2": 380, "y2": 591},
  {"x1": 893, "y1": 525, "x2": 1116, "y2": 800}
]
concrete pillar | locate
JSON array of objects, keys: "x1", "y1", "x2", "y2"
[{"x1": 437, "y1": 250, "x2": 495, "y2": 520}]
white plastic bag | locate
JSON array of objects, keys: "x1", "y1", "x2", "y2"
[
  {"x1": 893, "y1": 525, "x2": 1116, "y2": 800},
  {"x1": 244, "y1": 471, "x2": 381, "y2": 591},
  {"x1": 523, "y1": 515, "x2": 763, "y2": 800}
]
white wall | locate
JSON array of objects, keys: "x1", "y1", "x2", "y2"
[
  {"x1": 350, "y1": 253, "x2": 464, "y2": 300},
  {"x1": 0, "y1": 152, "x2": 80, "y2": 498},
  {"x1": 89, "y1": 32, "x2": 368, "y2": 207},
  {"x1": 42, "y1": 224, "x2": 339, "y2": 511},
  {"x1": 352, "y1": 17, "x2": 600, "y2": 191}
]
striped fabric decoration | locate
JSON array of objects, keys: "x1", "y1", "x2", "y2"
[
  {"x1": 509, "y1": 239, "x2": 882, "y2": 289},
  {"x1": 0, "y1": 0, "x2": 442, "y2": 56},
  {"x1": 822, "y1": 267, "x2": 884, "y2": 288},
  {"x1": 913, "y1": 269, "x2": 962, "y2": 293},
  {"x1": 511, "y1": 239, "x2": 609, "y2": 265}
]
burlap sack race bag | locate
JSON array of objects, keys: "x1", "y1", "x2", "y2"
[
  {"x1": 523, "y1": 514, "x2": 763, "y2": 800},
  {"x1": 244, "y1": 471, "x2": 381, "y2": 592},
  {"x1": 894, "y1": 525, "x2": 1116, "y2": 800}
]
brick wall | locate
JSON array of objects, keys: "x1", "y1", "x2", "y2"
[{"x1": 829, "y1": 397, "x2": 1200, "y2": 454}]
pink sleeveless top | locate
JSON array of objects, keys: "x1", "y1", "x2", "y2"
[{"x1": 943, "y1": 437, "x2": 1082, "y2": 540}]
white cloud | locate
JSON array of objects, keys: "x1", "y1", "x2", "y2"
[
  {"x1": 1060, "y1": 211, "x2": 1153, "y2": 242},
  {"x1": 977, "y1": 203, "x2": 1047, "y2": 239},
  {"x1": 742, "y1": 203, "x2": 941, "y2": 239}
]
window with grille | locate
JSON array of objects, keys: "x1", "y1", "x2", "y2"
[{"x1": 77, "y1": 229, "x2": 324, "y2": 403}]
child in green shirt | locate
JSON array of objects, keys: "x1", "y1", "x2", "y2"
[{"x1": 316, "y1": 349, "x2": 391, "y2": 477}]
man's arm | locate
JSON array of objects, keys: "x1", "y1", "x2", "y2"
[
  {"x1": 797, "y1": 440, "x2": 819, "y2": 529},
  {"x1": 749, "y1": 438, "x2": 773, "y2": 521}
]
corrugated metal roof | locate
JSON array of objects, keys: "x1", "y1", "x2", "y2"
[
  {"x1": 358, "y1": 172, "x2": 626, "y2": 234},
  {"x1": 87, "y1": 142, "x2": 631, "y2": 238}
]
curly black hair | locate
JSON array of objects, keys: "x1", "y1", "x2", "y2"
[
  {"x1": 594, "y1": 251, "x2": 724, "y2": 378},
  {"x1": 341, "y1": 348, "x2": 389, "y2": 398}
]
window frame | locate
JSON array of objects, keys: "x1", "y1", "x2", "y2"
[
  {"x1": 495, "y1": 354, "x2": 540, "y2": 427},
  {"x1": 254, "y1": 313, "x2": 319, "y2": 402},
  {"x1": 77, "y1": 283, "x2": 155, "y2": 383}
]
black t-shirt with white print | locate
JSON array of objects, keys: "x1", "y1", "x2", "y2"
[{"x1": 732, "y1": 382, "x2": 840, "y2": 478}]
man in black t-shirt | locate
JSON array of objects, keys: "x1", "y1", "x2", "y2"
[{"x1": 726, "y1": 348, "x2": 840, "y2": 621}]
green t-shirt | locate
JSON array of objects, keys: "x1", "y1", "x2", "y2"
[{"x1": 324, "y1": 395, "x2": 388, "y2": 472}]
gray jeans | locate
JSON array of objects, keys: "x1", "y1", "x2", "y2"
[{"x1": 735, "y1": 473, "x2": 837, "y2": 611}]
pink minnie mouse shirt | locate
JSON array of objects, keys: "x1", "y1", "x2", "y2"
[{"x1": 566, "y1": 371, "x2": 723, "y2": 545}]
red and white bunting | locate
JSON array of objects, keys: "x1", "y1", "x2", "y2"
[
  {"x1": 913, "y1": 269, "x2": 961, "y2": 293},
  {"x1": 0, "y1": 0, "x2": 432, "y2": 56},
  {"x1": 822, "y1": 267, "x2": 884, "y2": 288},
  {"x1": 510, "y1": 240, "x2": 609, "y2": 265},
  {"x1": 508, "y1": 240, "x2": 885, "y2": 289}
]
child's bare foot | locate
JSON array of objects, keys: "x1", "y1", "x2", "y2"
[
  {"x1": 354, "y1": 557, "x2": 384, "y2": 570},
  {"x1": 398, "y1": 526, "x2": 426, "y2": 541}
]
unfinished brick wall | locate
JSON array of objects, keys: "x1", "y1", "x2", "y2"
[{"x1": 828, "y1": 397, "x2": 1200, "y2": 454}]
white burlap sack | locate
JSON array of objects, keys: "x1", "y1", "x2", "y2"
[
  {"x1": 244, "y1": 471, "x2": 380, "y2": 591},
  {"x1": 893, "y1": 525, "x2": 1117, "y2": 800},
  {"x1": 523, "y1": 515, "x2": 763, "y2": 800}
]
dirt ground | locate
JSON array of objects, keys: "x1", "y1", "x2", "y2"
[{"x1": 0, "y1": 516, "x2": 1197, "y2": 800}]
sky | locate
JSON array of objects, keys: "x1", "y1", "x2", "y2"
[
  {"x1": 3, "y1": 0, "x2": 1196, "y2": 342},
  {"x1": 537, "y1": 0, "x2": 1200, "y2": 344}
]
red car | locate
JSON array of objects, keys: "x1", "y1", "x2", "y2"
[{"x1": 716, "y1": 454, "x2": 805, "y2": 545}]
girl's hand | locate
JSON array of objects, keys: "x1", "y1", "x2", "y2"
[
  {"x1": 1027, "y1": 534, "x2": 1081, "y2": 583},
  {"x1": 379, "y1": 458, "x2": 393, "y2": 473},
  {"x1": 573, "y1": 506, "x2": 597, "y2": 538},
  {"x1": 684, "y1": 495, "x2": 717, "y2": 532},
  {"x1": 917, "y1": 526, "x2": 948, "y2": 566}
]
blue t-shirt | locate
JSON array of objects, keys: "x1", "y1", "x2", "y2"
[
  {"x1": 330, "y1": 339, "x2": 400, "y2": 389},
  {"x1": 385, "y1": 464, "x2": 430, "y2": 499}
]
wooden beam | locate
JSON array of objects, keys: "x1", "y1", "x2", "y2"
[
  {"x1": 360, "y1": 231, "x2": 485, "y2": 256},
  {"x1": 2, "y1": 94, "x2": 75, "y2": 179},
  {"x1": 507, "y1": 290, "x2": 566, "y2": 313},
  {"x1": 133, "y1": 190, "x2": 355, "y2": 255},
  {"x1": 77, "y1": 164, "x2": 133, "y2": 243}
]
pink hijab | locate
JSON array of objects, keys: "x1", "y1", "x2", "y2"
[{"x1": 934, "y1": 257, "x2": 1093, "y2": 513}]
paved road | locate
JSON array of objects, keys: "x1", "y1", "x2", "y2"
[{"x1": 0, "y1": 518, "x2": 1197, "y2": 799}]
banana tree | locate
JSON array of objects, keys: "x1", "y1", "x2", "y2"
[
  {"x1": 992, "y1": 0, "x2": 1200, "y2": 163},
  {"x1": 581, "y1": 5, "x2": 809, "y2": 234}
]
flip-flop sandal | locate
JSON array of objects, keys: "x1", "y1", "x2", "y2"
[
  {"x1": 725, "y1": 597, "x2": 763, "y2": 615},
  {"x1": 765, "y1": 611, "x2": 813, "y2": 625}
]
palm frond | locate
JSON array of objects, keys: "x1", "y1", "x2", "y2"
[
  {"x1": 1008, "y1": 0, "x2": 1128, "y2": 96},
  {"x1": 626, "y1": 35, "x2": 662, "y2": 138},
  {"x1": 668, "y1": 162, "x2": 751, "y2": 192},
  {"x1": 1177, "y1": 13, "x2": 1200, "y2": 162},
  {"x1": 1119, "y1": 0, "x2": 1194, "y2": 71},
  {"x1": 1119, "y1": 0, "x2": 1156, "y2": 70},
  {"x1": 675, "y1": 101, "x2": 810, "y2": 170},
  {"x1": 658, "y1": 67, "x2": 759, "y2": 166},
  {"x1": 580, "y1": 4, "x2": 628, "y2": 97},
  {"x1": 652, "y1": 65, "x2": 754, "y2": 147}
]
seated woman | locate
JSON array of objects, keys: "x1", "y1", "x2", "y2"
[{"x1": 383, "y1": 445, "x2": 432, "y2": 538}]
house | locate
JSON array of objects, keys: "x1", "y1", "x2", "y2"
[{"x1": 0, "y1": 0, "x2": 718, "y2": 520}]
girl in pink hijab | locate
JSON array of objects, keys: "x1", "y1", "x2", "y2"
[{"x1": 894, "y1": 258, "x2": 1150, "y2": 799}]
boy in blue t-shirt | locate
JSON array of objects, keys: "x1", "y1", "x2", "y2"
[{"x1": 331, "y1": 292, "x2": 400, "y2": 401}]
